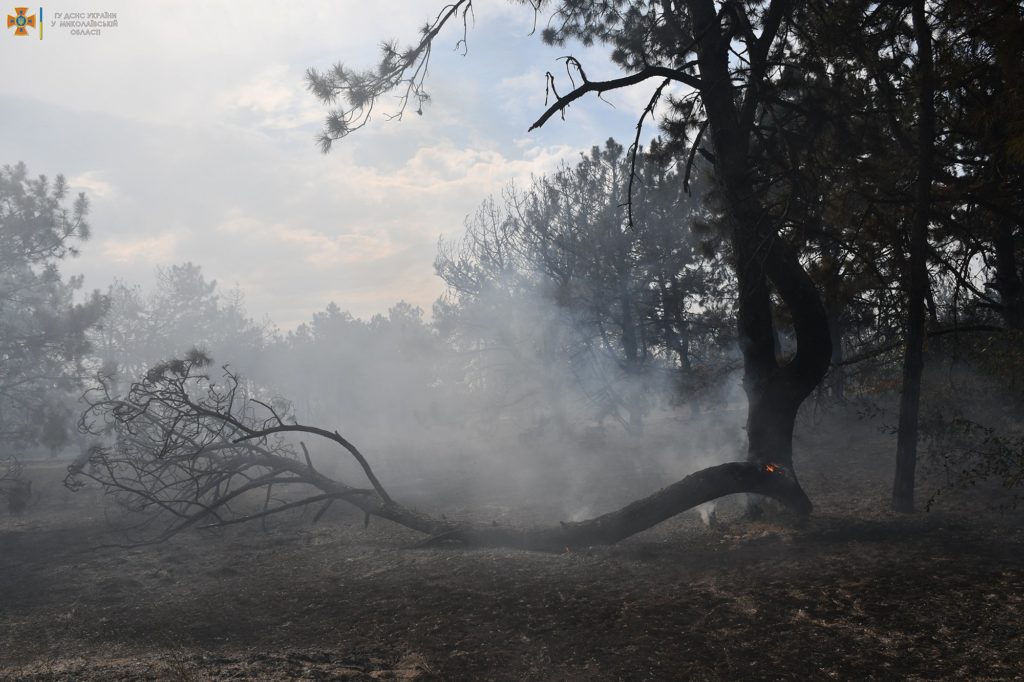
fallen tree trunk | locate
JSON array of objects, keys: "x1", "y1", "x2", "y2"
[
  {"x1": 415, "y1": 462, "x2": 809, "y2": 550},
  {"x1": 70, "y1": 354, "x2": 812, "y2": 551}
]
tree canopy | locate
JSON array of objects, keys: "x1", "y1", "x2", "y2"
[{"x1": 0, "y1": 162, "x2": 106, "y2": 450}]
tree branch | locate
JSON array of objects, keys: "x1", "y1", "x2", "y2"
[
  {"x1": 529, "y1": 66, "x2": 702, "y2": 132},
  {"x1": 233, "y1": 424, "x2": 393, "y2": 505},
  {"x1": 839, "y1": 325, "x2": 1005, "y2": 366}
]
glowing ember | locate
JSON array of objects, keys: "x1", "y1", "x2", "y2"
[{"x1": 763, "y1": 463, "x2": 780, "y2": 473}]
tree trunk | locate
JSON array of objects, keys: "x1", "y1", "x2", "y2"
[
  {"x1": 686, "y1": 0, "x2": 831, "y2": 488},
  {"x1": 822, "y1": 235, "x2": 847, "y2": 400},
  {"x1": 994, "y1": 220, "x2": 1024, "y2": 329},
  {"x1": 423, "y1": 461, "x2": 811, "y2": 550},
  {"x1": 827, "y1": 301, "x2": 846, "y2": 400},
  {"x1": 618, "y1": 276, "x2": 645, "y2": 435},
  {"x1": 656, "y1": 279, "x2": 701, "y2": 415},
  {"x1": 220, "y1": 434, "x2": 813, "y2": 552},
  {"x1": 746, "y1": 385, "x2": 801, "y2": 466},
  {"x1": 988, "y1": 6, "x2": 1024, "y2": 330},
  {"x1": 893, "y1": 0, "x2": 936, "y2": 513}
]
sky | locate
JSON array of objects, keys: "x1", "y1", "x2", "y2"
[{"x1": 0, "y1": 1, "x2": 666, "y2": 329}]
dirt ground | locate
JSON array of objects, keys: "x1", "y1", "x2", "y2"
[{"x1": 2, "y1": 409, "x2": 1023, "y2": 681}]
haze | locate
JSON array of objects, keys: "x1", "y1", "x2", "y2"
[{"x1": 0, "y1": 0, "x2": 663, "y2": 327}]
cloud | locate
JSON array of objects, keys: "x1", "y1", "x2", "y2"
[
  {"x1": 334, "y1": 139, "x2": 576, "y2": 209},
  {"x1": 0, "y1": 1, "x2": 640, "y2": 330},
  {"x1": 216, "y1": 211, "x2": 400, "y2": 268},
  {"x1": 101, "y1": 233, "x2": 178, "y2": 264},
  {"x1": 226, "y1": 69, "x2": 294, "y2": 114},
  {"x1": 218, "y1": 65, "x2": 324, "y2": 131},
  {"x1": 191, "y1": 137, "x2": 577, "y2": 325},
  {"x1": 275, "y1": 226, "x2": 400, "y2": 266},
  {"x1": 68, "y1": 171, "x2": 116, "y2": 199},
  {"x1": 497, "y1": 68, "x2": 550, "y2": 117}
]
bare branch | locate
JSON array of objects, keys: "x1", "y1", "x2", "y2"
[
  {"x1": 683, "y1": 118, "x2": 711, "y2": 193},
  {"x1": 625, "y1": 78, "x2": 671, "y2": 232},
  {"x1": 839, "y1": 325, "x2": 1005, "y2": 367},
  {"x1": 199, "y1": 493, "x2": 340, "y2": 530},
  {"x1": 234, "y1": 424, "x2": 393, "y2": 505},
  {"x1": 528, "y1": 66, "x2": 702, "y2": 132}
]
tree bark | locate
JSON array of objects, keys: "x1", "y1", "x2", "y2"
[
  {"x1": 893, "y1": 0, "x2": 936, "y2": 513},
  {"x1": 210, "y1": 441, "x2": 812, "y2": 551},
  {"x1": 618, "y1": 274, "x2": 645, "y2": 435},
  {"x1": 987, "y1": 5, "x2": 1024, "y2": 330},
  {"x1": 826, "y1": 301, "x2": 846, "y2": 400},
  {"x1": 994, "y1": 220, "x2": 1024, "y2": 329},
  {"x1": 422, "y1": 462, "x2": 810, "y2": 550},
  {"x1": 686, "y1": 0, "x2": 832, "y2": 482}
]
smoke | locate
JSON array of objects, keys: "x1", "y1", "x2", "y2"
[
  {"x1": 73, "y1": 146, "x2": 751, "y2": 526},
  {"x1": 79, "y1": 251, "x2": 753, "y2": 528},
  {"x1": 222, "y1": 279, "x2": 749, "y2": 523}
]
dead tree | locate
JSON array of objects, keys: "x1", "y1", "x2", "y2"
[{"x1": 68, "y1": 351, "x2": 809, "y2": 550}]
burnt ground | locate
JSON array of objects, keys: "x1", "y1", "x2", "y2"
[{"x1": 1, "y1": 410, "x2": 1023, "y2": 681}]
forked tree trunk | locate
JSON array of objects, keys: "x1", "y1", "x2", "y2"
[
  {"x1": 747, "y1": 387, "x2": 801, "y2": 467},
  {"x1": 686, "y1": 0, "x2": 831, "y2": 493},
  {"x1": 489, "y1": 0, "x2": 825, "y2": 540}
]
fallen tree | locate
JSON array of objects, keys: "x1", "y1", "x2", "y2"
[{"x1": 68, "y1": 351, "x2": 810, "y2": 550}]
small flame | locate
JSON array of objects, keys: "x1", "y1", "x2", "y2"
[{"x1": 763, "y1": 463, "x2": 780, "y2": 473}]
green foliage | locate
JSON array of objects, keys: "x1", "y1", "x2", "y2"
[
  {"x1": 925, "y1": 416, "x2": 1024, "y2": 509},
  {"x1": 0, "y1": 162, "x2": 107, "y2": 448},
  {"x1": 435, "y1": 138, "x2": 734, "y2": 429},
  {"x1": 919, "y1": 328, "x2": 1024, "y2": 506},
  {"x1": 92, "y1": 263, "x2": 270, "y2": 387},
  {"x1": 263, "y1": 299, "x2": 451, "y2": 437},
  {"x1": 305, "y1": 0, "x2": 472, "y2": 152}
]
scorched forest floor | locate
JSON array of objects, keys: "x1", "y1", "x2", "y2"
[{"x1": 1, "y1": 407, "x2": 1022, "y2": 680}]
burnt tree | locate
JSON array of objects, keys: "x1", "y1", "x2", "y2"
[{"x1": 69, "y1": 353, "x2": 809, "y2": 549}]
